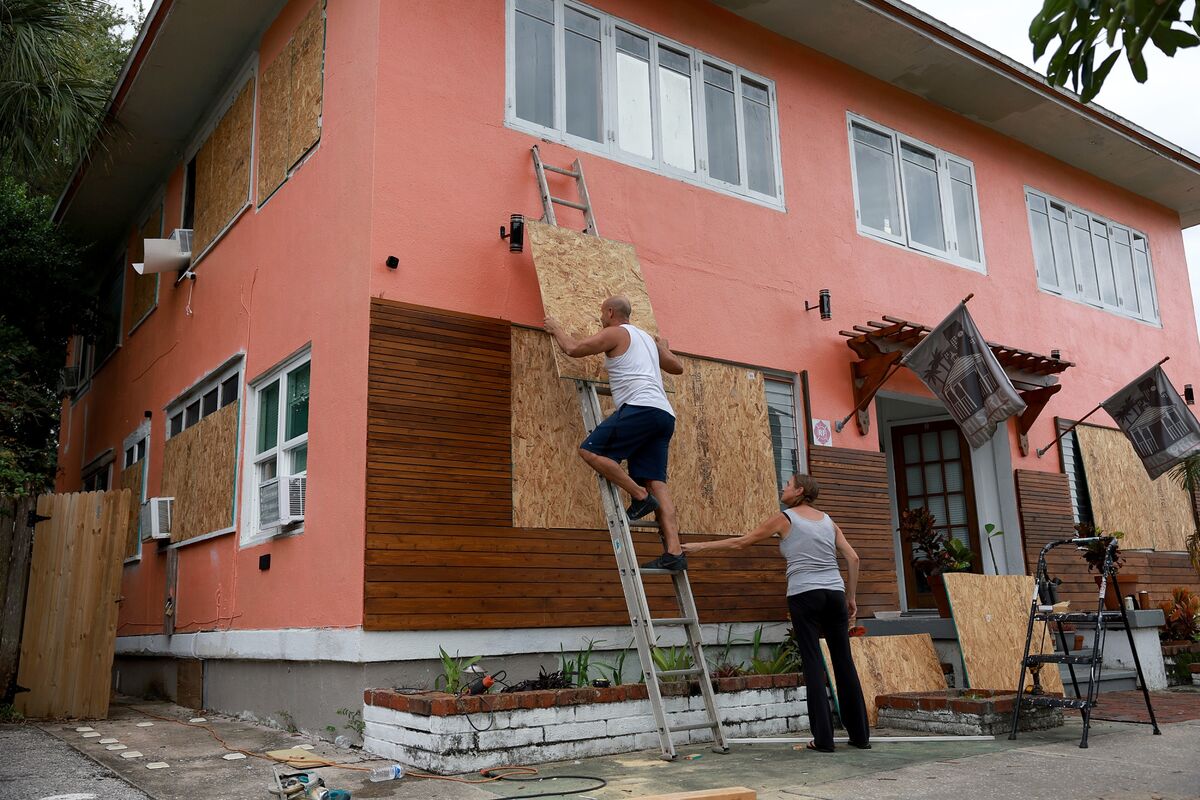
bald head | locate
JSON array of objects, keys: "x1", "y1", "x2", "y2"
[{"x1": 601, "y1": 296, "x2": 632, "y2": 326}]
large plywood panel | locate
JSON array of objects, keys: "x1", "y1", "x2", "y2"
[
  {"x1": 256, "y1": 49, "x2": 290, "y2": 203},
  {"x1": 127, "y1": 207, "x2": 161, "y2": 330},
  {"x1": 944, "y1": 573, "x2": 1064, "y2": 694},
  {"x1": 1076, "y1": 424, "x2": 1194, "y2": 552},
  {"x1": 820, "y1": 633, "x2": 945, "y2": 726},
  {"x1": 161, "y1": 403, "x2": 239, "y2": 543},
  {"x1": 288, "y1": 0, "x2": 325, "y2": 168},
  {"x1": 511, "y1": 328, "x2": 777, "y2": 535},
  {"x1": 527, "y1": 221, "x2": 661, "y2": 383},
  {"x1": 119, "y1": 460, "x2": 143, "y2": 559},
  {"x1": 193, "y1": 79, "x2": 254, "y2": 254}
]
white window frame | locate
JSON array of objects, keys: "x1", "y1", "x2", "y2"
[
  {"x1": 166, "y1": 360, "x2": 243, "y2": 440},
  {"x1": 846, "y1": 113, "x2": 986, "y2": 273},
  {"x1": 763, "y1": 371, "x2": 807, "y2": 491},
  {"x1": 1024, "y1": 186, "x2": 1160, "y2": 325},
  {"x1": 505, "y1": 0, "x2": 785, "y2": 209},
  {"x1": 240, "y1": 347, "x2": 311, "y2": 546}
]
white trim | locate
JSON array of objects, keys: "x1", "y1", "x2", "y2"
[
  {"x1": 165, "y1": 356, "x2": 244, "y2": 439},
  {"x1": 168, "y1": 526, "x2": 236, "y2": 549},
  {"x1": 505, "y1": 0, "x2": 785, "y2": 210},
  {"x1": 114, "y1": 621, "x2": 791, "y2": 663},
  {"x1": 846, "y1": 112, "x2": 987, "y2": 274}
]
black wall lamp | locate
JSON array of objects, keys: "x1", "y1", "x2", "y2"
[
  {"x1": 1186, "y1": 384, "x2": 1194, "y2": 405},
  {"x1": 805, "y1": 288, "x2": 832, "y2": 321},
  {"x1": 1051, "y1": 349, "x2": 1061, "y2": 360},
  {"x1": 501, "y1": 213, "x2": 525, "y2": 253},
  {"x1": 385, "y1": 255, "x2": 399, "y2": 269}
]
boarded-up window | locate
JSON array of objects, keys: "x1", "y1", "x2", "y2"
[
  {"x1": 192, "y1": 80, "x2": 255, "y2": 255},
  {"x1": 257, "y1": 1, "x2": 326, "y2": 204},
  {"x1": 127, "y1": 205, "x2": 162, "y2": 332},
  {"x1": 120, "y1": 461, "x2": 144, "y2": 559},
  {"x1": 161, "y1": 402, "x2": 239, "y2": 543}
]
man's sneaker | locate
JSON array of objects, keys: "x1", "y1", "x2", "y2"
[
  {"x1": 625, "y1": 494, "x2": 660, "y2": 521},
  {"x1": 640, "y1": 552, "x2": 687, "y2": 572}
]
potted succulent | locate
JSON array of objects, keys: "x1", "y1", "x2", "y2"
[
  {"x1": 899, "y1": 506, "x2": 975, "y2": 618},
  {"x1": 1075, "y1": 523, "x2": 1137, "y2": 610}
]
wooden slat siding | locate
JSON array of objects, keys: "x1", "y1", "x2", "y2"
[
  {"x1": 807, "y1": 447, "x2": 899, "y2": 616},
  {"x1": 364, "y1": 301, "x2": 793, "y2": 630},
  {"x1": 1016, "y1": 469, "x2": 1200, "y2": 608}
]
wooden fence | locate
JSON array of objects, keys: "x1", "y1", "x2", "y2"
[
  {"x1": 0, "y1": 494, "x2": 36, "y2": 703},
  {"x1": 12, "y1": 491, "x2": 130, "y2": 719}
]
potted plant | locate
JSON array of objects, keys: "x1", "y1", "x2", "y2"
[
  {"x1": 1159, "y1": 587, "x2": 1200, "y2": 646},
  {"x1": 1075, "y1": 523, "x2": 1137, "y2": 610},
  {"x1": 899, "y1": 506, "x2": 975, "y2": 618}
]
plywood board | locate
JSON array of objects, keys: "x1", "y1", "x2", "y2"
[
  {"x1": 256, "y1": 48, "x2": 290, "y2": 203},
  {"x1": 527, "y1": 221, "x2": 662, "y2": 383},
  {"x1": 1076, "y1": 423, "x2": 1194, "y2": 552},
  {"x1": 193, "y1": 79, "x2": 254, "y2": 254},
  {"x1": 119, "y1": 460, "x2": 144, "y2": 559},
  {"x1": 288, "y1": 0, "x2": 325, "y2": 169},
  {"x1": 127, "y1": 207, "x2": 161, "y2": 330},
  {"x1": 820, "y1": 633, "x2": 945, "y2": 726},
  {"x1": 16, "y1": 490, "x2": 130, "y2": 718},
  {"x1": 943, "y1": 573, "x2": 1064, "y2": 694},
  {"x1": 161, "y1": 403, "x2": 239, "y2": 544},
  {"x1": 511, "y1": 328, "x2": 778, "y2": 534}
]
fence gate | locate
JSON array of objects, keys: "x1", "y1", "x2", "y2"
[{"x1": 14, "y1": 490, "x2": 130, "y2": 719}]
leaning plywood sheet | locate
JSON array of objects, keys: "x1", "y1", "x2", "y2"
[
  {"x1": 511, "y1": 328, "x2": 778, "y2": 534},
  {"x1": 820, "y1": 634, "x2": 945, "y2": 726},
  {"x1": 1075, "y1": 423, "x2": 1193, "y2": 552},
  {"x1": 119, "y1": 461, "x2": 143, "y2": 560},
  {"x1": 161, "y1": 403, "x2": 239, "y2": 544},
  {"x1": 944, "y1": 573, "x2": 1064, "y2": 694},
  {"x1": 527, "y1": 221, "x2": 662, "y2": 383},
  {"x1": 193, "y1": 79, "x2": 254, "y2": 254}
]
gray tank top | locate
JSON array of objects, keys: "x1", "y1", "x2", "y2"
[{"x1": 780, "y1": 508, "x2": 845, "y2": 596}]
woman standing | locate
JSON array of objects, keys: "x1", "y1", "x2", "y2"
[{"x1": 680, "y1": 473, "x2": 870, "y2": 752}]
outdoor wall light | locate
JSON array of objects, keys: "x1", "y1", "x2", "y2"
[
  {"x1": 805, "y1": 288, "x2": 832, "y2": 321},
  {"x1": 501, "y1": 213, "x2": 525, "y2": 253},
  {"x1": 385, "y1": 255, "x2": 399, "y2": 269},
  {"x1": 1186, "y1": 384, "x2": 1194, "y2": 405},
  {"x1": 1051, "y1": 349, "x2": 1062, "y2": 360}
]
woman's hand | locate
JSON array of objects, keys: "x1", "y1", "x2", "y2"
[
  {"x1": 680, "y1": 542, "x2": 699, "y2": 554},
  {"x1": 846, "y1": 596, "x2": 858, "y2": 620}
]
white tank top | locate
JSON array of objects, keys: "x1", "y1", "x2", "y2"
[{"x1": 605, "y1": 324, "x2": 674, "y2": 417}]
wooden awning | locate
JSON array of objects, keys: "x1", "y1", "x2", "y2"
[{"x1": 839, "y1": 315, "x2": 1074, "y2": 454}]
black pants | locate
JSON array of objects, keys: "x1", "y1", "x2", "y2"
[{"x1": 787, "y1": 589, "x2": 870, "y2": 750}]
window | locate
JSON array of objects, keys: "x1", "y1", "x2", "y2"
[
  {"x1": 182, "y1": 155, "x2": 197, "y2": 230},
  {"x1": 765, "y1": 375, "x2": 802, "y2": 493},
  {"x1": 166, "y1": 361, "x2": 242, "y2": 439},
  {"x1": 847, "y1": 115, "x2": 984, "y2": 271},
  {"x1": 244, "y1": 351, "x2": 310, "y2": 541},
  {"x1": 508, "y1": 0, "x2": 784, "y2": 206},
  {"x1": 1058, "y1": 420, "x2": 1093, "y2": 526},
  {"x1": 94, "y1": 260, "x2": 125, "y2": 365},
  {"x1": 1025, "y1": 188, "x2": 1159, "y2": 324},
  {"x1": 81, "y1": 457, "x2": 112, "y2": 492},
  {"x1": 123, "y1": 437, "x2": 147, "y2": 469}
]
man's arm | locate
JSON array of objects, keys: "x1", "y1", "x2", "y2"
[
  {"x1": 544, "y1": 317, "x2": 623, "y2": 359},
  {"x1": 653, "y1": 334, "x2": 685, "y2": 375}
]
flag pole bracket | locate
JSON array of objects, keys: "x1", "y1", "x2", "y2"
[
  {"x1": 1016, "y1": 384, "x2": 1063, "y2": 457},
  {"x1": 847, "y1": 350, "x2": 904, "y2": 436}
]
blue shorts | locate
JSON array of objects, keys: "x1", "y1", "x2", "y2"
[{"x1": 580, "y1": 404, "x2": 675, "y2": 484}]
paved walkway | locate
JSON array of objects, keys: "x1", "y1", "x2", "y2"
[
  {"x1": 1092, "y1": 688, "x2": 1200, "y2": 724},
  {"x1": 0, "y1": 724, "x2": 151, "y2": 800}
]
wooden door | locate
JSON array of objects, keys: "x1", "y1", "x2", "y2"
[{"x1": 892, "y1": 421, "x2": 982, "y2": 610}]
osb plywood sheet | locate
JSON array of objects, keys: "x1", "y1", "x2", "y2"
[
  {"x1": 288, "y1": 0, "x2": 325, "y2": 169},
  {"x1": 127, "y1": 207, "x2": 161, "y2": 329},
  {"x1": 527, "y1": 221, "x2": 662, "y2": 383},
  {"x1": 16, "y1": 490, "x2": 129, "y2": 719},
  {"x1": 1076, "y1": 424, "x2": 1194, "y2": 552},
  {"x1": 193, "y1": 79, "x2": 254, "y2": 254},
  {"x1": 944, "y1": 573, "x2": 1064, "y2": 694},
  {"x1": 161, "y1": 403, "x2": 238, "y2": 543},
  {"x1": 256, "y1": 49, "x2": 290, "y2": 203},
  {"x1": 820, "y1": 634, "x2": 945, "y2": 726},
  {"x1": 119, "y1": 461, "x2": 143, "y2": 559},
  {"x1": 511, "y1": 328, "x2": 777, "y2": 534}
]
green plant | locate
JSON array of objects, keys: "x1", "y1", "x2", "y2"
[
  {"x1": 276, "y1": 709, "x2": 297, "y2": 734},
  {"x1": 1172, "y1": 652, "x2": 1200, "y2": 684},
  {"x1": 1166, "y1": 455, "x2": 1200, "y2": 579},
  {"x1": 984, "y1": 523, "x2": 1004, "y2": 574},
  {"x1": 0, "y1": 702, "x2": 23, "y2": 723},
  {"x1": 560, "y1": 638, "x2": 605, "y2": 687},
  {"x1": 336, "y1": 707, "x2": 364, "y2": 738},
  {"x1": 324, "y1": 724, "x2": 337, "y2": 737},
  {"x1": 746, "y1": 625, "x2": 800, "y2": 674},
  {"x1": 502, "y1": 667, "x2": 572, "y2": 693},
  {"x1": 706, "y1": 624, "x2": 747, "y2": 678},
  {"x1": 434, "y1": 647, "x2": 482, "y2": 694},
  {"x1": 1159, "y1": 587, "x2": 1200, "y2": 642},
  {"x1": 592, "y1": 641, "x2": 632, "y2": 686},
  {"x1": 899, "y1": 506, "x2": 975, "y2": 576},
  {"x1": 1075, "y1": 523, "x2": 1125, "y2": 573},
  {"x1": 650, "y1": 645, "x2": 694, "y2": 681}
]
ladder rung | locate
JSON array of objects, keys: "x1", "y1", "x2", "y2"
[
  {"x1": 669, "y1": 721, "x2": 720, "y2": 733},
  {"x1": 1026, "y1": 654, "x2": 1095, "y2": 665},
  {"x1": 550, "y1": 196, "x2": 588, "y2": 211},
  {"x1": 542, "y1": 164, "x2": 580, "y2": 177},
  {"x1": 656, "y1": 668, "x2": 702, "y2": 679},
  {"x1": 640, "y1": 568, "x2": 674, "y2": 576},
  {"x1": 651, "y1": 617, "x2": 697, "y2": 627}
]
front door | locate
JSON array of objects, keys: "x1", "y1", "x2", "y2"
[{"x1": 892, "y1": 420, "x2": 982, "y2": 610}]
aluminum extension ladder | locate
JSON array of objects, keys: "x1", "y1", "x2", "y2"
[
  {"x1": 532, "y1": 146, "x2": 728, "y2": 760},
  {"x1": 1009, "y1": 536, "x2": 1160, "y2": 748}
]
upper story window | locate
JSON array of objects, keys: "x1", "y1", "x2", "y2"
[
  {"x1": 847, "y1": 114, "x2": 985, "y2": 272},
  {"x1": 1025, "y1": 188, "x2": 1159, "y2": 324},
  {"x1": 508, "y1": 0, "x2": 784, "y2": 207},
  {"x1": 167, "y1": 364, "x2": 241, "y2": 438}
]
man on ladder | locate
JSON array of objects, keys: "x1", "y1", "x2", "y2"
[{"x1": 544, "y1": 295, "x2": 687, "y2": 571}]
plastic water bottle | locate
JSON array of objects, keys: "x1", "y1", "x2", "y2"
[{"x1": 368, "y1": 764, "x2": 404, "y2": 782}]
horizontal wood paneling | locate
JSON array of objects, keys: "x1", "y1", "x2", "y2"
[
  {"x1": 808, "y1": 447, "x2": 900, "y2": 616},
  {"x1": 364, "y1": 301, "x2": 790, "y2": 631}
]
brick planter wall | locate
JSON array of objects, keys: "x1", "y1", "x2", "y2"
[
  {"x1": 362, "y1": 675, "x2": 806, "y2": 773},
  {"x1": 876, "y1": 690, "x2": 1063, "y2": 735}
]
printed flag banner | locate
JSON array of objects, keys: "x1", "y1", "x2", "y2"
[
  {"x1": 902, "y1": 304, "x2": 1026, "y2": 449},
  {"x1": 1101, "y1": 365, "x2": 1200, "y2": 480}
]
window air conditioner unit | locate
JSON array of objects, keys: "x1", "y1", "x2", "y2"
[
  {"x1": 284, "y1": 475, "x2": 306, "y2": 526},
  {"x1": 136, "y1": 228, "x2": 193, "y2": 275},
  {"x1": 142, "y1": 497, "x2": 174, "y2": 540},
  {"x1": 258, "y1": 475, "x2": 305, "y2": 529},
  {"x1": 57, "y1": 365, "x2": 82, "y2": 395}
]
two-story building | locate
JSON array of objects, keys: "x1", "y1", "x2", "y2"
[{"x1": 53, "y1": 0, "x2": 1200, "y2": 732}]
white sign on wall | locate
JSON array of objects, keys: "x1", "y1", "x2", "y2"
[{"x1": 811, "y1": 419, "x2": 833, "y2": 447}]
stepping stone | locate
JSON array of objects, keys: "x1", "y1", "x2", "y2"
[
  {"x1": 75, "y1": 726, "x2": 95, "y2": 732},
  {"x1": 136, "y1": 722, "x2": 154, "y2": 727},
  {"x1": 222, "y1": 753, "x2": 247, "y2": 761},
  {"x1": 106, "y1": 744, "x2": 128, "y2": 751},
  {"x1": 146, "y1": 762, "x2": 170, "y2": 770},
  {"x1": 189, "y1": 717, "x2": 207, "y2": 723},
  {"x1": 81, "y1": 732, "x2": 101, "y2": 738},
  {"x1": 120, "y1": 751, "x2": 143, "y2": 759},
  {"x1": 99, "y1": 738, "x2": 119, "y2": 744}
]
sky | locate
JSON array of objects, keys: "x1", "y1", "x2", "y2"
[{"x1": 104, "y1": 0, "x2": 1200, "y2": 335}]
